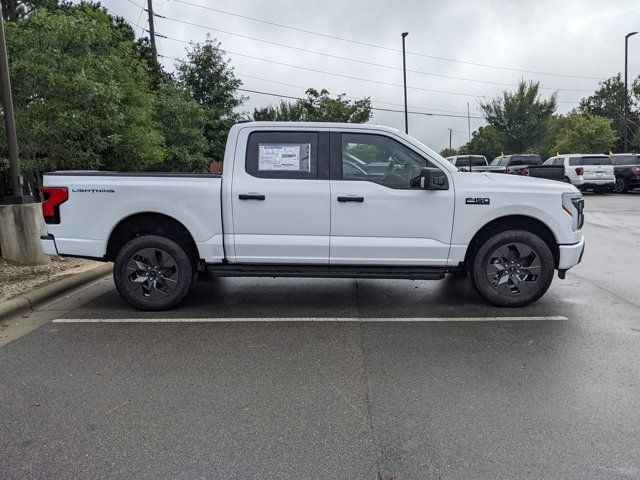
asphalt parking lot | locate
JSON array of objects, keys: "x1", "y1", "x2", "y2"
[{"x1": 1, "y1": 192, "x2": 639, "y2": 480}]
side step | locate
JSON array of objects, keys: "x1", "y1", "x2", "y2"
[{"x1": 205, "y1": 264, "x2": 446, "y2": 280}]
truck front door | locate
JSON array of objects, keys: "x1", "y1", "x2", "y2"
[
  {"x1": 329, "y1": 131, "x2": 454, "y2": 266},
  {"x1": 230, "y1": 130, "x2": 331, "y2": 264}
]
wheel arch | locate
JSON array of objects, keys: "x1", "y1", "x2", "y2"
[
  {"x1": 105, "y1": 212, "x2": 200, "y2": 265},
  {"x1": 463, "y1": 215, "x2": 559, "y2": 269}
]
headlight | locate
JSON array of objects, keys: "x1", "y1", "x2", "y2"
[{"x1": 562, "y1": 192, "x2": 584, "y2": 231}]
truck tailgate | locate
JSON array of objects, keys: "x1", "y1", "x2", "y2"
[{"x1": 526, "y1": 165, "x2": 565, "y2": 181}]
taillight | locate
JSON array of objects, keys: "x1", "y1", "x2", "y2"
[
  {"x1": 41, "y1": 187, "x2": 68, "y2": 224},
  {"x1": 632, "y1": 167, "x2": 640, "y2": 176},
  {"x1": 523, "y1": 167, "x2": 530, "y2": 176},
  {"x1": 575, "y1": 167, "x2": 584, "y2": 176}
]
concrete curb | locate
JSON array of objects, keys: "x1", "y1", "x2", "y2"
[{"x1": 0, "y1": 263, "x2": 113, "y2": 320}]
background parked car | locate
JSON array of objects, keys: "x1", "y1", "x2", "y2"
[
  {"x1": 609, "y1": 153, "x2": 640, "y2": 193},
  {"x1": 544, "y1": 154, "x2": 615, "y2": 194},
  {"x1": 473, "y1": 154, "x2": 565, "y2": 181},
  {"x1": 445, "y1": 155, "x2": 488, "y2": 172}
]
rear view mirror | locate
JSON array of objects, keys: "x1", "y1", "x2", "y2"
[{"x1": 410, "y1": 167, "x2": 449, "y2": 190}]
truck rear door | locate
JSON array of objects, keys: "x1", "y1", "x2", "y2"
[{"x1": 229, "y1": 129, "x2": 331, "y2": 264}]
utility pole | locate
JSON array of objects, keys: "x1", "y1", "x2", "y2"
[
  {"x1": 624, "y1": 32, "x2": 638, "y2": 153},
  {"x1": 448, "y1": 128, "x2": 453, "y2": 150},
  {"x1": 0, "y1": 13, "x2": 47, "y2": 266},
  {"x1": 401, "y1": 32, "x2": 409, "y2": 134},
  {"x1": 467, "y1": 102, "x2": 471, "y2": 142},
  {"x1": 147, "y1": 0, "x2": 158, "y2": 68},
  {"x1": 0, "y1": 13, "x2": 29, "y2": 204}
]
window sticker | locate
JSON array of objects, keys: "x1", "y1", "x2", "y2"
[{"x1": 258, "y1": 143, "x2": 311, "y2": 171}]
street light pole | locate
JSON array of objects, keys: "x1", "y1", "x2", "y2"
[
  {"x1": 401, "y1": 32, "x2": 409, "y2": 134},
  {"x1": 624, "y1": 31, "x2": 638, "y2": 153},
  {"x1": 0, "y1": 13, "x2": 29, "y2": 203}
]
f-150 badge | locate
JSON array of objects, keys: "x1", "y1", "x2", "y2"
[{"x1": 466, "y1": 197, "x2": 490, "y2": 205}]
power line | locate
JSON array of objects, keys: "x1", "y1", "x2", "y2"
[
  {"x1": 234, "y1": 72, "x2": 481, "y2": 115},
  {"x1": 236, "y1": 87, "x2": 485, "y2": 118},
  {"x1": 157, "y1": 54, "x2": 485, "y2": 119},
  {"x1": 170, "y1": 0, "x2": 604, "y2": 81},
  {"x1": 157, "y1": 53, "x2": 482, "y2": 115},
  {"x1": 160, "y1": 34, "x2": 489, "y2": 99},
  {"x1": 153, "y1": 13, "x2": 594, "y2": 93},
  {"x1": 160, "y1": 33, "x2": 584, "y2": 105}
]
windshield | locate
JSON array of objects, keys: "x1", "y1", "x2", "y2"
[{"x1": 569, "y1": 156, "x2": 612, "y2": 166}]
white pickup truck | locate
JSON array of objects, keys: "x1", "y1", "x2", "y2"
[{"x1": 40, "y1": 122, "x2": 585, "y2": 310}]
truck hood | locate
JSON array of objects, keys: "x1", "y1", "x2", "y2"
[{"x1": 481, "y1": 172, "x2": 579, "y2": 194}]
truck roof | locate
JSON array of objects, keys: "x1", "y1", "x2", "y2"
[{"x1": 233, "y1": 121, "x2": 403, "y2": 135}]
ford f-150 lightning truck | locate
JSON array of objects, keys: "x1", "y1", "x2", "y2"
[{"x1": 40, "y1": 122, "x2": 585, "y2": 310}]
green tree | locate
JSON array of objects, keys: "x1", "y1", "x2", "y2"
[
  {"x1": 439, "y1": 147, "x2": 457, "y2": 157},
  {"x1": 579, "y1": 73, "x2": 639, "y2": 152},
  {"x1": 479, "y1": 80, "x2": 557, "y2": 153},
  {"x1": 176, "y1": 36, "x2": 244, "y2": 160},
  {"x1": 253, "y1": 88, "x2": 372, "y2": 123},
  {"x1": 458, "y1": 125, "x2": 503, "y2": 160},
  {"x1": 1, "y1": 4, "x2": 163, "y2": 174},
  {"x1": 553, "y1": 113, "x2": 617, "y2": 154},
  {"x1": 152, "y1": 82, "x2": 208, "y2": 172}
]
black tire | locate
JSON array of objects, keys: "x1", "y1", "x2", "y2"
[
  {"x1": 114, "y1": 235, "x2": 194, "y2": 311},
  {"x1": 469, "y1": 230, "x2": 554, "y2": 307},
  {"x1": 614, "y1": 177, "x2": 629, "y2": 194}
]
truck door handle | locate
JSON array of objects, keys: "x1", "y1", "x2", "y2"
[
  {"x1": 239, "y1": 194, "x2": 266, "y2": 201},
  {"x1": 337, "y1": 196, "x2": 364, "y2": 203}
]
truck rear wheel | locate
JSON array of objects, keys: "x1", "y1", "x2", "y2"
[
  {"x1": 470, "y1": 230, "x2": 554, "y2": 307},
  {"x1": 114, "y1": 235, "x2": 194, "y2": 311},
  {"x1": 614, "y1": 177, "x2": 629, "y2": 193}
]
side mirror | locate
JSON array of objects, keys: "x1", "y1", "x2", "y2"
[{"x1": 410, "y1": 167, "x2": 449, "y2": 190}]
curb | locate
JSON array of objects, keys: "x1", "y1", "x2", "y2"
[{"x1": 0, "y1": 263, "x2": 113, "y2": 320}]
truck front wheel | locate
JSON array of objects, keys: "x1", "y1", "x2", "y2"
[
  {"x1": 470, "y1": 230, "x2": 554, "y2": 307},
  {"x1": 114, "y1": 235, "x2": 194, "y2": 311}
]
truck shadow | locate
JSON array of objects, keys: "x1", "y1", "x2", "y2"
[{"x1": 71, "y1": 274, "x2": 568, "y2": 320}]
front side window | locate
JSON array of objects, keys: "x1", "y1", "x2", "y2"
[
  {"x1": 340, "y1": 133, "x2": 436, "y2": 189},
  {"x1": 246, "y1": 131, "x2": 318, "y2": 179}
]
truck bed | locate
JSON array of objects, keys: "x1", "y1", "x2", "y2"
[{"x1": 42, "y1": 172, "x2": 224, "y2": 262}]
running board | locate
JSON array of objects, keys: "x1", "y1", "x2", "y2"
[{"x1": 205, "y1": 264, "x2": 446, "y2": 280}]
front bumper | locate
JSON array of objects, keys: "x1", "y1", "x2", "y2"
[
  {"x1": 40, "y1": 234, "x2": 58, "y2": 256},
  {"x1": 558, "y1": 237, "x2": 585, "y2": 270}
]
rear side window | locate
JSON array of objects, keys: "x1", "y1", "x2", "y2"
[
  {"x1": 569, "y1": 156, "x2": 612, "y2": 166},
  {"x1": 509, "y1": 155, "x2": 542, "y2": 166},
  {"x1": 612, "y1": 155, "x2": 640, "y2": 165},
  {"x1": 246, "y1": 131, "x2": 319, "y2": 179}
]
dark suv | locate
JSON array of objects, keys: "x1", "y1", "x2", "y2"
[{"x1": 610, "y1": 154, "x2": 640, "y2": 193}]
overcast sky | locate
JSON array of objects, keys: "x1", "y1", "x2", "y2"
[{"x1": 103, "y1": 0, "x2": 640, "y2": 152}]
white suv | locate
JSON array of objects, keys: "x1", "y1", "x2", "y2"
[{"x1": 544, "y1": 154, "x2": 615, "y2": 193}]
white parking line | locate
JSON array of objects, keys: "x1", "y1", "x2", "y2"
[{"x1": 53, "y1": 316, "x2": 568, "y2": 323}]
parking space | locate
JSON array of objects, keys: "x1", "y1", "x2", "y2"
[{"x1": 1, "y1": 193, "x2": 639, "y2": 479}]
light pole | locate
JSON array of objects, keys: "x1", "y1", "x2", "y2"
[
  {"x1": 401, "y1": 32, "x2": 409, "y2": 134},
  {"x1": 624, "y1": 31, "x2": 638, "y2": 153}
]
